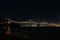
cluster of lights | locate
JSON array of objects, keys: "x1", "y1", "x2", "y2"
[
  {"x1": 0, "y1": 20, "x2": 11, "y2": 35},
  {"x1": 0, "y1": 20, "x2": 11, "y2": 24},
  {"x1": 1, "y1": 18, "x2": 60, "y2": 27}
]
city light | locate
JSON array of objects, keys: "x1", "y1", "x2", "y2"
[
  {"x1": 1, "y1": 17, "x2": 60, "y2": 27},
  {"x1": 3, "y1": 18, "x2": 60, "y2": 27}
]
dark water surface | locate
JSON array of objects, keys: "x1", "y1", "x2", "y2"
[{"x1": 0, "y1": 27, "x2": 60, "y2": 40}]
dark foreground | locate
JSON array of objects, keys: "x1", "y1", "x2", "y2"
[{"x1": 0, "y1": 27, "x2": 60, "y2": 40}]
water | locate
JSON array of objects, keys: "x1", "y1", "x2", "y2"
[{"x1": 0, "y1": 26, "x2": 60, "y2": 40}]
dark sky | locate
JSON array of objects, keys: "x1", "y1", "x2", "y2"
[{"x1": 0, "y1": 0, "x2": 60, "y2": 21}]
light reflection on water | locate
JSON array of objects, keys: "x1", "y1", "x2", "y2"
[{"x1": 0, "y1": 26, "x2": 60, "y2": 40}]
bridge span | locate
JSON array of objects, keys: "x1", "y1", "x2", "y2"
[{"x1": 2, "y1": 17, "x2": 60, "y2": 27}]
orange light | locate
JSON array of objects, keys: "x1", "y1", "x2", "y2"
[{"x1": 5, "y1": 26, "x2": 11, "y2": 35}]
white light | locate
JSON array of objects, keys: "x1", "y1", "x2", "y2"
[{"x1": 8, "y1": 21, "x2": 11, "y2": 24}]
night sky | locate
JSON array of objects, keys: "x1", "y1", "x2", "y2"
[{"x1": 0, "y1": 0, "x2": 60, "y2": 21}]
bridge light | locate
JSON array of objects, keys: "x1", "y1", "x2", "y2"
[{"x1": 8, "y1": 21, "x2": 11, "y2": 24}]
